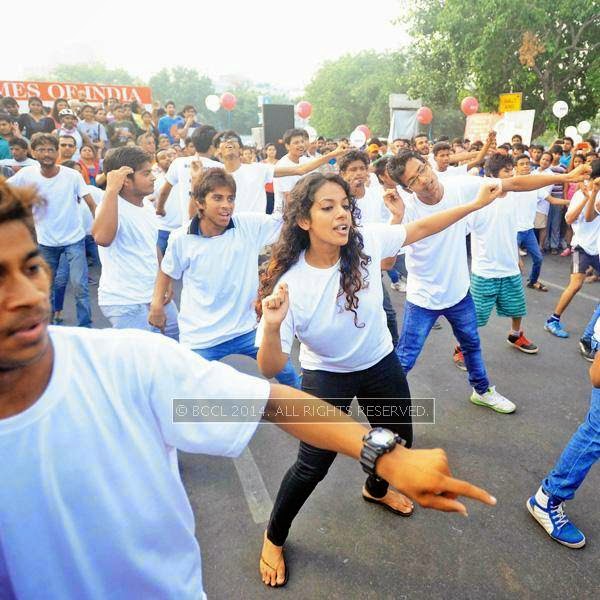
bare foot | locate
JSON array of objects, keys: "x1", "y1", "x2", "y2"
[
  {"x1": 362, "y1": 486, "x2": 414, "y2": 515},
  {"x1": 259, "y1": 531, "x2": 286, "y2": 587}
]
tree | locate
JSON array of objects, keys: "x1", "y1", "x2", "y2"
[
  {"x1": 29, "y1": 62, "x2": 139, "y2": 86},
  {"x1": 305, "y1": 51, "x2": 408, "y2": 138},
  {"x1": 149, "y1": 67, "x2": 214, "y2": 123},
  {"x1": 404, "y1": 0, "x2": 599, "y2": 137}
]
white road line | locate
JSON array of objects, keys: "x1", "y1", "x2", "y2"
[
  {"x1": 233, "y1": 447, "x2": 273, "y2": 524},
  {"x1": 541, "y1": 279, "x2": 600, "y2": 303}
]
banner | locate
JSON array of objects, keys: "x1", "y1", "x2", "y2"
[
  {"x1": 0, "y1": 80, "x2": 152, "y2": 108},
  {"x1": 498, "y1": 92, "x2": 522, "y2": 113},
  {"x1": 464, "y1": 110, "x2": 536, "y2": 146}
]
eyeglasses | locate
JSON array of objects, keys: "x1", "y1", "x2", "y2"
[
  {"x1": 405, "y1": 162, "x2": 430, "y2": 188},
  {"x1": 219, "y1": 136, "x2": 240, "y2": 145},
  {"x1": 59, "y1": 143, "x2": 75, "y2": 148}
]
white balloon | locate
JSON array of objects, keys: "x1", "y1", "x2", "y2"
[
  {"x1": 564, "y1": 126, "x2": 578, "y2": 139},
  {"x1": 350, "y1": 129, "x2": 366, "y2": 148},
  {"x1": 552, "y1": 101, "x2": 569, "y2": 119},
  {"x1": 305, "y1": 125, "x2": 317, "y2": 142},
  {"x1": 578, "y1": 121, "x2": 591, "y2": 134},
  {"x1": 204, "y1": 95, "x2": 221, "y2": 113},
  {"x1": 573, "y1": 134, "x2": 583, "y2": 145}
]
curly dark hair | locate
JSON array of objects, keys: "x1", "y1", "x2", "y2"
[{"x1": 257, "y1": 172, "x2": 371, "y2": 327}]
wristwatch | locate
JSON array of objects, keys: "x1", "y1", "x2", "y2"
[{"x1": 360, "y1": 427, "x2": 406, "y2": 479}]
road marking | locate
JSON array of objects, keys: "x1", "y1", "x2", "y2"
[
  {"x1": 233, "y1": 447, "x2": 273, "y2": 524},
  {"x1": 541, "y1": 279, "x2": 600, "y2": 303}
]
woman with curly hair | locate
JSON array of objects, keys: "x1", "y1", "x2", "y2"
[{"x1": 256, "y1": 171, "x2": 502, "y2": 587}]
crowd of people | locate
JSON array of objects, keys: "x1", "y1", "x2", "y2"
[{"x1": 0, "y1": 91, "x2": 599, "y2": 597}]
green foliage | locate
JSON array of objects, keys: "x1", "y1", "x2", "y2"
[
  {"x1": 405, "y1": 0, "x2": 600, "y2": 137},
  {"x1": 305, "y1": 51, "x2": 408, "y2": 138},
  {"x1": 148, "y1": 67, "x2": 214, "y2": 123}
]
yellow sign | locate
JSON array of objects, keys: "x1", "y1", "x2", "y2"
[{"x1": 499, "y1": 92, "x2": 522, "y2": 113}]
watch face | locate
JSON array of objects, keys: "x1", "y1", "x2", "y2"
[{"x1": 370, "y1": 428, "x2": 396, "y2": 448}]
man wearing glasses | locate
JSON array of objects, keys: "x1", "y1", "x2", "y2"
[
  {"x1": 57, "y1": 135, "x2": 77, "y2": 164},
  {"x1": 8, "y1": 133, "x2": 95, "y2": 327},
  {"x1": 386, "y1": 151, "x2": 588, "y2": 414}
]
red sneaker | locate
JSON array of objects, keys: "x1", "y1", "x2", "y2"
[
  {"x1": 453, "y1": 346, "x2": 467, "y2": 371},
  {"x1": 507, "y1": 331, "x2": 539, "y2": 354}
]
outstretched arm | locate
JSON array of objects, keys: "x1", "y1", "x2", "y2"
[
  {"x1": 265, "y1": 384, "x2": 497, "y2": 513},
  {"x1": 504, "y1": 164, "x2": 591, "y2": 193}
]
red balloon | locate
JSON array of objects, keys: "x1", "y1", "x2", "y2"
[
  {"x1": 356, "y1": 124, "x2": 371, "y2": 139},
  {"x1": 461, "y1": 96, "x2": 479, "y2": 116},
  {"x1": 416, "y1": 106, "x2": 433, "y2": 125},
  {"x1": 220, "y1": 92, "x2": 237, "y2": 111},
  {"x1": 296, "y1": 101, "x2": 312, "y2": 119}
]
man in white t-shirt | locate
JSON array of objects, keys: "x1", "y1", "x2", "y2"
[
  {"x1": 8, "y1": 133, "x2": 95, "y2": 327},
  {"x1": 544, "y1": 169, "x2": 600, "y2": 347},
  {"x1": 431, "y1": 132, "x2": 494, "y2": 178},
  {"x1": 387, "y1": 151, "x2": 589, "y2": 414},
  {"x1": 466, "y1": 153, "x2": 542, "y2": 355},
  {"x1": 155, "y1": 125, "x2": 222, "y2": 224},
  {"x1": 514, "y1": 155, "x2": 551, "y2": 291},
  {"x1": 93, "y1": 146, "x2": 179, "y2": 339},
  {"x1": 337, "y1": 150, "x2": 400, "y2": 346},
  {"x1": 217, "y1": 129, "x2": 345, "y2": 215},
  {"x1": 149, "y1": 168, "x2": 299, "y2": 387},
  {"x1": 145, "y1": 147, "x2": 181, "y2": 255},
  {"x1": 0, "y1": 183, "x2": 496, "y2": 595},
  {"x1": 272, "y1": 128, "x2": 346, "y2": 214},
  {"x1": 0, "y1": 138, "x2": 38, "y2": 173}
]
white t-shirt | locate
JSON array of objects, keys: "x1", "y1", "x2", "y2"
[
  {"x1": 79, "y1": 185, "x2": 103, "y2": 235},
  {"x1": 402, "y1": 175, "x2": 501, "y2": 309},
  {"x1": 255, "y1": 224, "x2": 407, "y2": 372},
  {"x1": 146, "y1": 170, "x2": 181, "y2": 231},
  {"x1": 162, "y1": 213, "x2": 282, "y2": 349},
  {"x1": 515, "y1": 188, "x2": 548, "y2": 231},
  {"x1": 229, "y1": 162, "x2": 274, "y2": 214},
  {"x1": 165, "y1": 155, "x2": 222, "y2": 226},
  {"x1": 97, "y1": 196, "x2": 159, "y2": 306},
  {"x1": 0, "y1": 326, "x2": 269, "y2": 600},
  {"x1": 433, "y1": 163, "x2": 468, "y2": 177},
  {"x1": 355, "y1": 180, "x2": 391, "y2": 225},
  {"x1": 8, "y1": 165, "x2": 88, "y2": 246},
  {"x1": 273, "y1": 155, "x2": 312, "y2": 214},
  {"x1": 469, "y1": 191, "x2": 520, "y2": 278},
  {"x1": 534, "y1": 169, "x2": 554, "y2": 215},
  {"x1": 571, "y1": 189, "x2": 600, "y2": 255}
]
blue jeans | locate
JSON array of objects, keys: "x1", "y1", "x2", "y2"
[
  {"x1": 517, "y1": 229, "x2": 543, "y2": 285},
  {"x1": 193, "y1": 329, "x2": 300, "y2": 388},
  {"x1": 545, "y1": 203, "x2": 564, "y2": 250},
  {"x1": 543, "y1": 387, "x2": 600, "y2": 501},
  {"x1": 157, "y1": 229, "x2": 171, "y2": 256},
  {"x1": 396, "y1": 292, "x2": 490, "y2": 394},
  {"x1": 382, "y1": 275, "x2": 399, "y2": 347},
  {"x1": 40, "y1": 239, "x2": 92, "y2": 327},
  {"x1": 85, "y1": 234, "x2": 100, "y2": 267},
  {"x1": 387, "y1": 254, "x2": 407, "y2": 284},
  {"x1": 582, "y1": 303, "x2": 600, "y2": 343},
  {"x1": 100, "y1": 300, "x2": 179, "y2": 340}
]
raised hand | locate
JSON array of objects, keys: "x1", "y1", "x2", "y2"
[
  {"x1": 261, "y1": 283, "x2": 290, "y2": 327},
  {"x1": 473, "y1": 181, "x2": 503, "y2": 208}
]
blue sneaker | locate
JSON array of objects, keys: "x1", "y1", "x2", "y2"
[
  {"x1": 527, "y1": 486, "x2": 585, "y2": 548},
  {"x1": 544, "y1": 319, "x2": 570, "y2": 338}
]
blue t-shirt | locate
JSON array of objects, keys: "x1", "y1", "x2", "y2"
[
  {"x1": 559, "y1": 152, "x2": 572, "y2": 169},
  {"x1": 158, "y1": 115, "x2": 185, "y2": 143}
]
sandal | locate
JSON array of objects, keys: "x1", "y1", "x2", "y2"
[
  {"x1": 527, "y1": 281, "x2": 548, "y2": 292},
  {"x1": 260, "y1": 533, "x2": 288, "y2": 588},
  {"x1": 362, "y1": 491, "x2": 414, "y2": 517}
]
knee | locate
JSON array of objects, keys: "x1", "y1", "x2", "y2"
[{"x1": 295, "y1": 453, "x2": 336, "y2": 484}]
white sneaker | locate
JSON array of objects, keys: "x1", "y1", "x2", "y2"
[
  {"x1": 519, "y1": 248, "x2": 527, "y2": 256},
  {"x1": 469, "y1": 386, "x2": 516, "y2": 414},
  {"x1": 390, "y1": 280, "x2": 406, "y2": 293}
]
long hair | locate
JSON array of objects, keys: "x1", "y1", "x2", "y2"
[{"x1": 257, "y1": 173, "x2": 371, "y2": 327}]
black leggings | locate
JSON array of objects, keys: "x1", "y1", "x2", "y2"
[{"x1": 266, "y1": 351, "x2": 412, "y2": 546}]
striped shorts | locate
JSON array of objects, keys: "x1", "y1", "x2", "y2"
[{"x1": 470, "y1": 273, "x2": 527, "y2": 327}]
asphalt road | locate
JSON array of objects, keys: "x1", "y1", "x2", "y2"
[{"x1": 62, "y1": 253, "x2": 600, "y2": 599}]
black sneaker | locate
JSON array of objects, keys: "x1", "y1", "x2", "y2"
[{"x1": 579, "y1": 338, "x2": 596, "y2": 362}]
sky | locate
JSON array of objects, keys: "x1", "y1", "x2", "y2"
[{"x1": 5, "y1": 0, "x2": 410, "y2": 93}]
